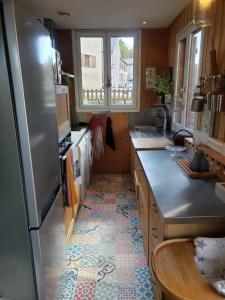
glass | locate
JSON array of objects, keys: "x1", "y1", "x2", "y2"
[
  {"x1": 186, "y1": 30, "x2": 203, "y2": 129},
  {"x1": 175, "y1": 38, "x2": 186, "y2": 123},
  {"x1": 80, "y1": 37, "x2": 105, "y2": 106},
  {"x1": 110, "y1": 37, "x2": 134, "y2": 105}
]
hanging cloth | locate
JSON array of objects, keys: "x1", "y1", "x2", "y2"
[
  {"x1": 93, "y1": 124, "x2": 105, "y2": 160},
  {"x1": 70, "y1": 144, "x2": 82, "y2": 185},
  {"x1": 106, "y1": 117, "x2": 115, "y2": 151},
  {"x1": 88, "y1": 115, "x2": 106, "y2": 160}
]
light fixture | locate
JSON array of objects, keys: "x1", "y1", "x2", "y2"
[
  {"x1": 141, "y1": 20, "x2": 148, "y2": 25},
  {"x1": 57, "y1": 10, "x2": 71, "y2": 17},
  {"x1": 193, "y1": 0, "x2": 215, "y2": 27}
]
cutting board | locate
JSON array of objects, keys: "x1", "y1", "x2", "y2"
[{"x1": 132, "y1": 137, "x2": 173, "y2": 150}]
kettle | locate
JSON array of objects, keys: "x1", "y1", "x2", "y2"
[
  {"x1": 190, "y1": 150, "x2": 209, "y2": 173},
  {"x1": 173, "y1": 129, "x2": 193, "y2": 146}
]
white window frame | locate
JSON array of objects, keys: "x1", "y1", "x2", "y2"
[
  {"x1": 173, "y1": 23, "x2": 205, "y2": 132},
  {"x1": 73, "y1": 30, "x2": 141, "y2": 112}
]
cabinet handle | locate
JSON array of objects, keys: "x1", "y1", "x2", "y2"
[
  {"x1": 152, "y1": 203, "x2": 158, "y2": 213},
  {"x1": 152, "y1": 227, "x2": 158, "y2": 239}
]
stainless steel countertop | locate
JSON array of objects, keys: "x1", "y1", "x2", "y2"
[{"x1": 137, "y1": 150, "x2": 225, "y2": 224}]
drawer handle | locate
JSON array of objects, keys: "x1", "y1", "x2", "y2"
[
  {"x1": 152, "y1": 203, "x2": 158, "y2": 213},
  {"x1": 152, "y1": 227, "x2": 158, "y2": 239}
]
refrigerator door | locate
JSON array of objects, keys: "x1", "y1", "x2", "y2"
[
  {"x1": 3, "y1": 1, "x2": 60, "y2": 228},
  {"x1": 31, "y1": 187, "x2": 65, "y2": 300},
  {"x1": 0, "y1": 5, "x2": 37, "y2": 298}
]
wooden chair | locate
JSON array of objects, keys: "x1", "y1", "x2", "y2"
[{"x1": 151, "y1": 239, "x2": 225, "y2": 300}]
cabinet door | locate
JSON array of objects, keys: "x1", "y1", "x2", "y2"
[
  {"x1": 139, "y1": 185, "x2": 149, "y2": 260},
  {"x1": 134, "y1": 169, "x2": 139, "y2": 209},
  {"x1": 149, "y1": 191, "x2": 163, "y2": 255},
  {"x1": 149, "y1": 191, "x2": 164, "y2": 300}
]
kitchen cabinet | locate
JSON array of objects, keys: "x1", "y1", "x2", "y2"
[
  {"x1": 64, "y1": 129, "x2": 92, "y2": 242},
  {"x1": 64, "y1": 161, "x2": 81, "y2": 243},
  {"x1": 55, "y1": 84, "x2": 71, "y2": 141},
  {"x1": 135, "y1": 154, "x2": 225, "y2": 300}
]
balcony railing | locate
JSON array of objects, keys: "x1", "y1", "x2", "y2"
[{"x1": 82, "y1": 88, "x2": 133, "y2": 104}]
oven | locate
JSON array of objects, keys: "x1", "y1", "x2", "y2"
[{"x1": 55, "y1": 84, "x2": 71, "y2": 142}]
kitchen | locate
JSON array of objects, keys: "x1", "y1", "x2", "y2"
[{"x1": 1, "y1": 0, "x2": 225, "y2": 299}]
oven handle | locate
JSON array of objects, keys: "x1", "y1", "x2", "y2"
[{"x1": 60, "y1": 155, "x2": 69, "y2": 206}]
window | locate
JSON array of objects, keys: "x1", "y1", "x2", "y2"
[
  {"x1": 173, "y1": 26, "x2": 204, "y2": 131},
  {"x1": 82, "y1": 54, "x2": 97, "y2": 68},
  {"x1": 73, "y1": 31, "x2": 140, "y2": 112}
]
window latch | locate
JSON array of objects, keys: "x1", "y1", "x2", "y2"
[{"x1": 106, "y1": 76, "x2": 112, "y2": 88}]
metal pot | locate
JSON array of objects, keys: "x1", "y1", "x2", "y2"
[{"x1": 191, "y1": 96, "x2": 205, "y2": 112}]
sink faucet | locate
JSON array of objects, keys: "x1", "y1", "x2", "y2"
[{"x1": 156, "y1": 107, "x2": 167, "y2": 136}]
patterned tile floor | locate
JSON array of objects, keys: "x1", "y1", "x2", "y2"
[{"x1": 58, "y1": 175, "x2": 155, "y2": 300}]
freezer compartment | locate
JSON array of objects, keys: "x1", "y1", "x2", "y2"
[{"x1": 31, "y1": 187, "x2": 65, "y2": 300}]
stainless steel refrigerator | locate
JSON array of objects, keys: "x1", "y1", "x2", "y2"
[{"x1": 0, "y1": 1, "x2": 65, "y2": 299}]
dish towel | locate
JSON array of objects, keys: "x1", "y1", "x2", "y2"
[
  {"x1": 70, "y1": 144, "x2": 82, "y2": 185},
  {"x1": 194, "y1": 237, "x2": 225, "y2": 296},
  {"x1": 106, "y1": 117, "x2": 115, "y2": 151},
  {"x1": 66, "y1": 148, "x2": 77, "y2": 207}
]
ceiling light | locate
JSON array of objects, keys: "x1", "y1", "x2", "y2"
[
  {"x1": 193, "y1": 0, "x2": 215, "y2": 27},
  {"x1": 57, "y1": 10, "x2": 71, "y2": 17},
  {"x1": 141, "y1": 21, "x2": 148, "y2": 25}
]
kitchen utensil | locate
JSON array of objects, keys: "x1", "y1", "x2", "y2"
[
  {"x1": 165, "y1": 145, "x2": 186, "y2": 157},
  {"x1": 173, "y1": 129, "x2": 193, "y2": 146},
  {"x1": 177, "y1": 160, "x2": 216, "y2": 179},
  {"x1": 206, "y1": 91, "x2": 212, "y2": 110},
  {"x1": 190, "y1": 150, "x2": 209, "y2": 172},
  {"x1": 191, "y1": 80, "x2": 206, "y2": 112}
]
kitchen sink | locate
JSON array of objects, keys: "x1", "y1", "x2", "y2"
[{"x1": 134, "y1": 126, "x2": 159, "y2": 132}]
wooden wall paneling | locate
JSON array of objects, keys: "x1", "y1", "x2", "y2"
[
  {"x1": 141, "y1": 29, "x2": 169, "y2": 108},
  {"x1": 92, "y1": 113, "x2": 131, "y2": 174},
  {"x1": 167, "y1": 1, "x2": 193, "y2": 67},
  {"x1": 216, "y1": 0, "x2": 225, "y2": 73},
  {"x1": 207, "y1": 0, "x2": 225, "y2": 139},
  {"x1": 167, "y1": 0, "x2": 225, "y2": 142}
]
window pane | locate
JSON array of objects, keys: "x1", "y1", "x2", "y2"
[
  {"x1": 186, "y1": 30, "x2": 202, "y2": 129},
  {"x1": 110, "y1": 37, "x2": 134, "y2": 105},
  {"x1": 175, "y1": 38, "x2": 186, "y2": 124},
  {"x1": 80, "y1": 37, "x2": 105, "y2": 106}
]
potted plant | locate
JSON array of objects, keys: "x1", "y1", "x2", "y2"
[{"x1": 154, "y1": 74, "x2": 172, "y2": 104}]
